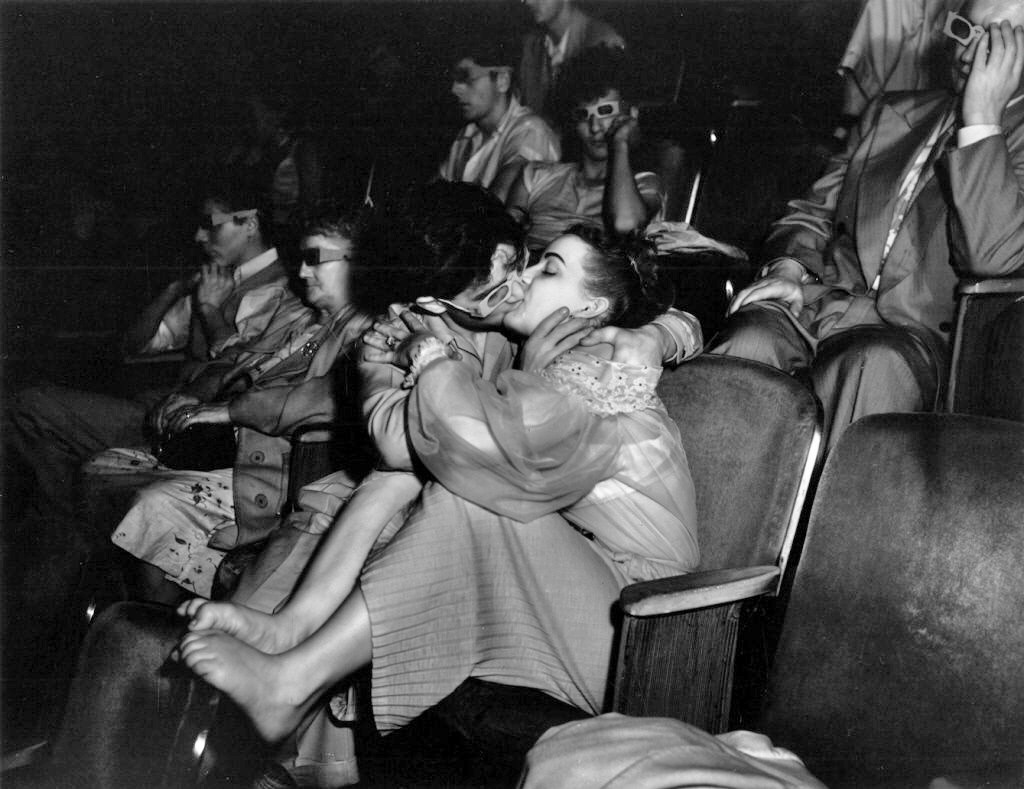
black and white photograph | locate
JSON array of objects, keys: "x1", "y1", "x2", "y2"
[{"x1": 2, "y1": 0, "x2": 1023, "y2": 786}]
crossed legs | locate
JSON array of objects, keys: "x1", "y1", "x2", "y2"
[
  {"x1": 178, "y1": 587, "x2": 372, "y2": 744},
  {"x1": 710, "y1": 303, "x2": 942, "y2": 449}
]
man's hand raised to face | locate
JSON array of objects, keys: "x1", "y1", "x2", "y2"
[{"x1": 962, "y1": 21, "x2": 1024, "y2": 126}]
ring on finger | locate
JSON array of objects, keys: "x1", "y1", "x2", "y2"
[{"x1": 385, "y1": 336, "x2": 397, "y2": 349}]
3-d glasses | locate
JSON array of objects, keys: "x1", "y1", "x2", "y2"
[
  {"x1": 300, "y1": 247, "x2": 352, "y2": 267},
  {"x1": 943, "y1": 10, "x2": 985, "y2": 47},
  {"x1": 570, "y1": 99, "x2": 622, "y2": 124},
  {"x1": 475, "y1": 269, "x2": 526, "y2": 317}
]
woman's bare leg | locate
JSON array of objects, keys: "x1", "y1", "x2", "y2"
[
  {"x1": 178, "y1": 586, "x2": 372, "y2": 744},
  {"x1": 180, "y1": 472, "x2": 421, "y2": 651}
]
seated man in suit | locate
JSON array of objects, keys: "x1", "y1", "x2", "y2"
[
  {"x1": 709, "y1": 0, "x2": 1024, "y2": 448},
  {"x1": 438, "y1": 37, "x2": 560, "y2": 203}
]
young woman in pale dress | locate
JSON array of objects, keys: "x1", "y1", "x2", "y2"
[{"x1": 177, "y1": 225, "x2": 699, "y2": 742}]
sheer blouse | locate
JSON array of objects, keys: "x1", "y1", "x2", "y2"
[{"x1": 408, "y1": 348, "x2": 698, "y2": 582}]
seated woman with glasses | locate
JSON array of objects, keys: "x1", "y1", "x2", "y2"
[
  {"x1": 507, "y1": 44, "x2": 663, "y2": 251},
  {"x1": 92, "y1": 204, "x2": 384, "y2": 603},
  {"x1": 175, "y1": 225, "x2": 699, "y2": 746}
]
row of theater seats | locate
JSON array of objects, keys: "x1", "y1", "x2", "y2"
[
  {"x1": 163, "y1": 352, "x2": 1022, "y2": 788},
  {"x1": 58, "y1": 96, "x2": 1024, "y2": 787},
  {"x1": 615, "y1": 356, "x2": 1024, "y2": 788}
]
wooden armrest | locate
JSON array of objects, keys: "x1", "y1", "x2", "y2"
[
  {"x1": 620, "y1": 565, "x2": 780, "y2": 617},
  {"x1": 958, "y1": 277, "x2": 1024, "y2": 296},
  {"x1": 291, "y1": 422, "x2": 335, "y2": 444}
]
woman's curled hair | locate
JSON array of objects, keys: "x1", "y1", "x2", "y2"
[{"x1": 566, "y1": 224, "x2": 674, "y2": 329}]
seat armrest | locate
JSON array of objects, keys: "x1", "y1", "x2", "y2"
[
  {"x1": 957, "y1": 277, "x2": 1024, "y2": 297},
  {"x1": 291, "y1": 422, "x2": 335, "y2": 444},
  {"x1": 620, "y1": 565, "x2": 780, "y2": 617}
]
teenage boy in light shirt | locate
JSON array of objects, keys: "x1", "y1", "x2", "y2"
[{"x1": 439, "y1": 39, "x2": 560, "y2": 203}]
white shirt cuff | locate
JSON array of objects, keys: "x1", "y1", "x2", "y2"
[{"x1": 957, "y1": 124, "x2": 1003, "y2": 148}]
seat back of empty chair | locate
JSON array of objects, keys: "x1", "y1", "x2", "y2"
[
  {"x1": 657, "y1": 354, "x2": 822, "y2": 580},
  {"x1": 947, "y1": 279, "x2": 1024, "y2": 421},
  {"x1": 759, "y1": 413, "x2": 1024, "y2": 787}
]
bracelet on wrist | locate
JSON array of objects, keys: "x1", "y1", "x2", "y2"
[{"x1": 402, "y1": 337, "x2": 450, "y2": 389}]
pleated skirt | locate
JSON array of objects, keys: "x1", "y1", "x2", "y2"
[{"x1": 360, "y1": 481, "x2": 627, "y2": 732}]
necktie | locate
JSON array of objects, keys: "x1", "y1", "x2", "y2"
[{"x1": 872, "y1": 105, "x2": 957, "y2": 294}]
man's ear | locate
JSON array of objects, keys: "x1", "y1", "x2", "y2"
[
  {"x1": 491, "y1": 243, "x2": 514, "y2": 270},
  {"x1": 495, "y1": 68, "x2": 512, "y2": 95},
  {"x1": 243, "y1": 213, "x2": 260, "y2": 239}
]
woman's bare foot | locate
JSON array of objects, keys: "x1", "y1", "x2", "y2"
[
  {"x1": 176, "y1": 599, "x2": 298, "y2": 654},
  {"x1": 177, "y1": 630, "x2": 320, "y2": 744}
]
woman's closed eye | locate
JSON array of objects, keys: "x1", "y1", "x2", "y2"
[{"x1": 540, "y1": 253, "x2": 565, "y2": 276}]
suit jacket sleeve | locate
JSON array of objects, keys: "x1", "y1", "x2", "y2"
[
  {"x1": 760, "y1": 104, "x2": 874, "y2": 278},
  {"x1": 651, "y1": 308, "x2": 703, "y2": 365},
  {"x1": 940, "y1": 125, "x2": 1024, "y2": 277},
  {"x1": 360, "y1": 358, "x2": 415, "y2": 472},
  {"x1": 228, "y1": 375, "x2": 334, "y2": 437}
]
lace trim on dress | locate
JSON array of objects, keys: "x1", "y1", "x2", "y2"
[{"x1": 540, "y1": 351, "x2": 662, "y2": 416}]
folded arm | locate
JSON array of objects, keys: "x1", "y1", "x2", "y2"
[{"x1": 408, "y1": 357, "x2": 618, "y2": 521}]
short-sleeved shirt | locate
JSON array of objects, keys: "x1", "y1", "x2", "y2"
[
  {"x1": 439, "y1": 96, "x2": 560, "y2": 191},
  {"x1": 518, "y1": 161, "x2": 663, "y2": 250}
]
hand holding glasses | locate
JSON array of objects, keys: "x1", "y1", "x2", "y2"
[
  {"x1": 943, "y1": 10, "x2": 985, "y2": 48},
  {"x1": 946, "y1": 12, "x2": 1024, "y2": 126}
]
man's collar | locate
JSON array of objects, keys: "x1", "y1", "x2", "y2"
[
  {"x1": 463, "y1": 96, "x2": 522, "y2": 139},
  {"x1": 233, "y1": 247, "x2": 278, "y2": 284},
  {"x1": 494, "y1": 96, "x2": 524, "y2": 134}
]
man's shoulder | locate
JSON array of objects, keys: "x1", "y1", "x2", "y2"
[
  {"x1": 847, "y1": 88, "x2": 954, "y2": 145},
  {"x1": 507, "y1": 103, "x2": 556, "y2": 134},
  {"x1": 523, "y1": 160, "x2": 576, "y2": 190},
  {"x1": 236, "y1": 258, "x2": 290, "y2": 294},
  {"x1": 866, "y1": 88, "x2": 952, "y2": 122},
  {"x1": 504, "y1": 104, "x2": 559, "y2": 155}
]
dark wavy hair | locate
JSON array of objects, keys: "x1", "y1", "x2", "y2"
[
  {"x1": 454, "y1": 35, "x2": 519, "y2": 92},
  {"x1": 297, "y1": 200, "x2": 391, "y2": 315},
  {"x1": 564, "y1": 223, "x2": 674, "y2": 329},
  {"x1": 553, "y1": 44, "x2": 632, "y2": 129},
  {"x1": 300, "y1": 200, "x2": 366, "y2": 244},
  {"x1": 368, "y1": 181, "x2": 526, "y2": 304}
]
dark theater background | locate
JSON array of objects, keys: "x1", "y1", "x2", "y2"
[{"x1": 1, "y1": 0, "x2": 860, "y2": 383}]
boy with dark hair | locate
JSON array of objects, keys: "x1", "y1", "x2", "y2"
[{"x1": 507, "y1": 45, "x2": 661, "y2": 250}]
